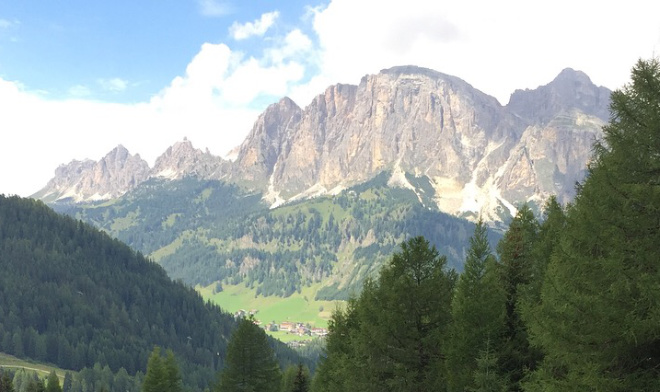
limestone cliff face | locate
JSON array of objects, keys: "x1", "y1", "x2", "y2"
[
  {"x1": 32, "y1": 145, "x2": 150, "y2": 202},
  {"x1": 233, "y1": 65, "x2": 610, "y2": 220},
  {"x1": 231, "y1": 97, "x2": 302, "y2": 188},
  {"x1": 34, "y1": 139, "x2": 229, "y2": 203},
  {"x1": 151, "y1": 137, "x2": 228, "y2": 180},
  {"x1": 36, "y1": 65, "x2": 610, "y2": 223}
]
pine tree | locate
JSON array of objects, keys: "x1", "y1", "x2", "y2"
[
  {"x1": 163, "y1": 349, "x2": 183, "y2": 392},
  {"x1": 495, "y1": 204, "x2": 540, "y2": 391},
  {"x1": 314, "y1": 236, "x2": 456, "y2": 392},
  {"x1": 525, "y1": 58, "x2": 660, "y2": 391},
  {"x1": 142, "y1": 347, "x2": 167, "y2": 392},
  {"x1": 215, "y1": 318, "x2": 281, "y2": 392},
  {"x1": 61, "y1": 373, "x2": 72, "y2": 392},
  {"x1": 45, "y1": 371, "x2": 61, "y2": 392},
  {"x1": 291, "y1": 364, "x2": 309, "y2": 392},
  {"x1": 445, "y1": 220, "x2": 506, "y2": 392},
  {"x1": 0, "y1": 371, "x2": 14, "y2": 392},
  {"x1": 470, "y1": 340, "x2": 508, "y2": 392}
]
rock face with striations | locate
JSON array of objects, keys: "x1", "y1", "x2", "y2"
[
  {"x1": 231, "y1": 65, "x2": 610, "y2": 220},
  {"x1": 32, "y1": 145, "x2": 151, "y2": 202},
  {"x1": 35, "y1": 66, "x2": 611, "y2": 223}
]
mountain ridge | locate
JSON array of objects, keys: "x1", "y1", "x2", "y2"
[{"x1": 33, "y1": 65, "x2": 610, "y2": 224}]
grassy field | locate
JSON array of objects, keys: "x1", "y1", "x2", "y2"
[
  {"x1": 198, "y1": 282, "x2": 345, "y2": 332},
  {"x1": 0, "y1": 352, "x2": 69, "y2": 379}
]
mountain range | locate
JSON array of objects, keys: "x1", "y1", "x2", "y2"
[
  {"x1": 33, "y1": 65, "x2": 610, "y2": 225},
  {"x1": 30, "y1": 65, "x2": 612, "y2": 302}
]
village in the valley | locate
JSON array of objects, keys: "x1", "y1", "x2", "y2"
[{"x1": 233, "y1": 309, "x2": 328, "y2": 347}]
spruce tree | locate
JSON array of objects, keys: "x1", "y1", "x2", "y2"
[
  {"x1": 445, "y1": 220, "x2": 506, "y2": 392},
  {"x1": 291, "y1": 364, "x2": 309, "y2": 392},
  {"x1": 525, "y1": 58, "x2": 660, "y2": 391},
  {"x1": 0, "y1": 371, "x2": 14, "y2": 392},
  {"x1": 142, "y1": 347, "x2": 167, "y2": 392},
  {"x1": 61, "y1": 373, "x2": 72, "y2": 392},
  {"x1": 45, "y1": 372, "x2": 61, "y2": 392},
  {"x1": 215, "y1": 318, "x2": 281, "y2": 392},
  {"x1": 495, "y1": 204, "x2": 540, "y2": 391},
  {"x1": 163, "y1": 349, "x2": 183, "y2": 392}
]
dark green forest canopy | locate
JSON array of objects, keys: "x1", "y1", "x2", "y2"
[
  {"x1": 0, "y1": 195, "x2": 306, "y2": 391},
  {"x1": 56, "y1": 174, "x2": 498, "y2": 301}
]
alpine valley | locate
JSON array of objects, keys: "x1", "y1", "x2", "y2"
[{"x1": 33, "y1": 65, "x2": 610, "y2": 305}]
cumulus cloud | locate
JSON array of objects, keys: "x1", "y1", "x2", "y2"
[
  {"x1": 4, "y1": 0, "x2": 660, "y2": 197},
  {"x1": 308, "y1": 0, "x2": 660, "y2": 104},
  {"x1": 229, "y1": 11, "x2": 279, "y2": 40}
]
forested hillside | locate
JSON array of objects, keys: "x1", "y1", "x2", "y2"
[
  {"x1": 57, "y1": 173, "x2": 493, "y2": 300},
  {"x1": 0, "y1": 195, "x2": 305, "y2": 391},
  {"x1": 311, "y1": 58, "x2": 660, "y2": 391}
]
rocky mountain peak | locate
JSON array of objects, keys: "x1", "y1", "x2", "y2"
[
  {"x1": 32, "y1": 145, "x2": 150, "y2": 202},
  {"x1": 152, "y1": 138, "x2": 227, "y2": 180},
  {"x1": 231, "y1": 97, "x2": 303, "y2": 186},
  {"x1": 507, "y1": 67, "x2": 611, "y2": 124},
  {"x1": 36, "y1": 65, "x2": 612, "y2": 225}
]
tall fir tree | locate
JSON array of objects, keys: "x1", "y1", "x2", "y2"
[
  {"x1": 291, "y1": 364, "x2": 309, "y2": 392},
  {"x1": 496, "y1": 204, "x2": 540, "y2": 391},
  {"x1": 215, "y1": 318, "x2": 281, "y2": 392},
  {"x1": 163, "y1": 349, "x2": 183, "y2": 392},
  {"x1": 312, "y1": 236, "x2": 456, "y2": 392},
  {"x1": 61, "y1": 373, "x2": 72, "y2": 392},
  {"x1": 445, "y1": 220, "x2": 506, "y2": 392},
  {"x1": 524, "y1": 58, "x2": 660, "y2": 391},
  {"x1": 142, "y1": 347, "x2": 167, "y2": 392},
  {"x1": 45, "y1": 371, "x2": 61, "y2": 392},
  {"x1": 0, "y1": 371, "x2": 14, "y2": 392}
]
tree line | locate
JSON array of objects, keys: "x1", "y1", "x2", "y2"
[
  {"x1": 0, "y1": 194, "x2": 307, "y2": 391},
  {"x1": 311, "y1": 58, "x2": 660, "y2": 391}
]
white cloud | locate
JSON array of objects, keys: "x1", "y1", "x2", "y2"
[
  {"x1": 3, "y1": 0, "x2": 660, "y2": 198},
  {"x1": 307, "y1": 0, "x2": 660, "y2": 105},
  {"x1": 229, "y1": 11, "x2": 279, "y2": 40},
  {"x1": 198, "y1": 0, "x2": 232, "y2": 17},
  {"x1": 98, "y1": 78, "x2": 128, "y2": 93}
]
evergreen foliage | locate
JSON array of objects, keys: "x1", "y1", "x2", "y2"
[
  {"x1": 141, "y1": 347, "x2": 182, "y2": 392},
  {"x1": 524, "y1": 58, "x2": 660, "y2": 391},
  {"x1": 313, "y1": 237, "x2": 456, "y2": 392},
  {"x1": 0, "y1": 195, "x2": 305, "y2": 392},
  {"x1": 445, "y1": 220, "x2": 505, "y2": 392},
  {"x1": 291, "y1": 364, "x2": 309, "y2": 392},
  {"x1": 495, "y1": 205, "x2": 541, "y2": 390},
  {"x1": 45, "y1": 372, "x2": 61, "y2": 392},
  {"x1": 215, "y1": 318, "x2": 281, "y2": 392},
  {"x1": 0, "y1": 369, "x2": 14, "y2": 392}
]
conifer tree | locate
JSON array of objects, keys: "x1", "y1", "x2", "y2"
[
  {"x1": 163, "y1": 349, "x2": 183, "y2": 392},
  {"x1": 445, "y1": 220, "x2": 505, "y2": 392},
  {"x1": 495, "y1": 204, "x2": 540, "y2": 390},
  {"x1": 215, "y1": 318, "x2": 281, "y2": 392},
  {"x1": 45, "y1": 372, "x2": 61, "y2": 392},
  {"x1": 61, "y1": 373, "x2": 72, "y2": 392},
  {"x1": 525, "y1": 58, "x2": 660, "y2": 391},
  {"x1": 291, "y1": 364, "x2": 309, "y2": 392},
  {"x1": 142, "y1": 347, "x2": 167, "y2": 392},
  {"x1": 313, "y1": 236, "x2": 456, "y2": 392},
  {"x1": 0, "y1": 371, "x2": 14, "y2": 392}
]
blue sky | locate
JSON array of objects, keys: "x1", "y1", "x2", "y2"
[
  {"x1": 1, "y1": 0, "x2": 659, "y2": 196},
  {"x1": 0, "y1": 0, "x2": 319, "y2": 103}
]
